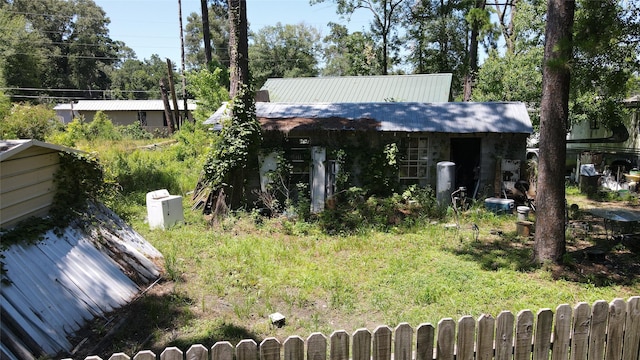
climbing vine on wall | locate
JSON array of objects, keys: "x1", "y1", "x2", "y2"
[
  {"x1": 202, "y1": 85, "x2": 262, "y2": 193},
  {"x1": 51, "y1": 152, "x2": 105, "y2": 224}
]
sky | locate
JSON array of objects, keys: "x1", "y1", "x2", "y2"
[{"x1": 93, "y1": 0, "x2": 371, "y2": 65}]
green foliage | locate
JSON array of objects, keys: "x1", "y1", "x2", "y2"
[
  {"x1": 186, "y1": 67, "x2": 230, "y2": 122},
  {"x1": 311, "y1": 0, "x2": 404, "y2": 74},
  {"x1": 98, "y1": 127, "x2": 207, "y2": 205},
  {"x1": 473, "y1": 48, "x2": 543, "y2": 126},
  {"x1": 48, "y1": 117, "x2": 87, "y2": 147},
  {"x1": 49, "y1": 114, "x2": 154, "y2": 147},
  {"x1": 0, "y1": 103, "x2": 57, "y2": 140},
  {"x1": 318, "y1": 185, "x2": 443, "y2": 234},
  {"x1": 202, "y1": 86, "x2": 262, "y2": 192},
  {"x1": 108, "y1": 55, "x2": 169, "y2": 100},
  {"x1": 51, "y1": 152, "x2": 106, "y2": 224},
  {"x1": 570, "y1": 94, "x2": 628, "y2": 130},
  {"x1": 322, "y1": 23, "x2": 381, "y2": 76},
  {"x1": 184, "y1": 1, "x2": 230, "y2": 69},
  {"x1": 119, "y1": 123, "x2": 154, "y2": 140},
  {"x1": 569, "y1": 0, "x2": 638, "y2": 127},
  {"x1": 0, "y1": 92, "x2": 11, "y2": 119},
  {"x1": 0, "y1": 151, "x2": 105, "y2": 279},
  {"x1": 402, "y1": 0, "x2": 475, "y2": 95},
  {"x1": 5, "y1": 0, "x2": 120, "y2": 99},
  {"x1": 360, "y1": 143, "x2": 400, "y2": 196},
  {"x1": 87, "y1": 111, "x2": 122, "y2": 141},
  {"x1": 249, "y1": 22, "x2": 321, "y2": 87},
  {"x1": 0, "y1": 7, "x2": 46, "y2": 93}
]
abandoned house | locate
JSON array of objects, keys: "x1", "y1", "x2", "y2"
[{"x1": 205, "y1": 101, "x2": 533, "y2": 212}]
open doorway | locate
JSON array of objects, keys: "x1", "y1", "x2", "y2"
[{"x1": 450, "y1": 138, "x2": 481, "y2": 196}]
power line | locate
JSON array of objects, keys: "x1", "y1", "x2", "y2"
[{"x1": 1, "y1": 87, "x2": 157, "y2": 94}]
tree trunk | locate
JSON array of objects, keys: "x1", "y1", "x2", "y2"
[
  {"x1": 201, "y1": 0, "x2": 213, "y2": 66},
  {"x1": 534, "y1": 0, "x2": 575, "y2": 264},
  {"x1": 463, "y1": 0, "x2": 485, "y2": 101},
  {"x1": 227, "y1": 0, "x2": 252, "y2": 208},
  {"x1": 228, "y1": 0, "x2": 249, "y2": 97}
]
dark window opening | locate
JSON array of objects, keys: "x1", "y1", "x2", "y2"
[{"x1": 138, "y1": 111, "x2": 147, "y2": 126}]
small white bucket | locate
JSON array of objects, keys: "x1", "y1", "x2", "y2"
[{"x1": 517, "y1": 206, "x2": 531, "y2": 221}]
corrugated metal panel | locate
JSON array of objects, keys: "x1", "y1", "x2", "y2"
[
  {"x1": 205, "y1": 102, "x2": 533, "y2": 134},
  {"x1": 53, "y1": 100, "x2": 197, "y2": 112},
  {"x1": 0, "y1": 202, "x2": 163, "y2": 358},
  {"x1": 261, "y1": 74, "x2": 453, "y2": 103}
]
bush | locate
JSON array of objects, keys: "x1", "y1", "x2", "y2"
[
  {"x1": 119, "y1": 123, "x2": 153, "y2": 140},
  {"x1": 316, "y1": 185, "x2": 444, "y2": 234},
  {"x1": 87, "y1": 111, "x2": 121, "y2": 141},
  {"x1": 0, "y1": 103, "x2": 57, "y2": 140}
]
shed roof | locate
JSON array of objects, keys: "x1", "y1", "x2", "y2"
[
  {"x1": 205, "y1": 102, "x2": 533, "y2": 134},
  {"x1": 0, "y1": 202, "x2": 162, "y2": 358},
  {"x1": 0, "y1": 139, "x2": 79, "y2": 162},
  {"x1": 260, "y1": 74, "x2": 453, "y2": 103},
  {"x1": 54, "y1": 99, "x2": 196, "y2": 112}
]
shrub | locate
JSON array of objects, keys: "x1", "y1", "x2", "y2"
[
  {"x1": 119, "y1": 122, "x2": 153, "y2": 140},
  {"x1": 0, "y1": 103, "x2": 57, "y2": 140},
  {"x1": 87, "y1": 111, "x2": 121, "y2": 141}
]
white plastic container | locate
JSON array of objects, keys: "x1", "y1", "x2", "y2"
[
  {"x1": 146, "y1": 189, "x2": 184, "y2": 230},
  {"x1": 517, "y1": 206, "x2": 531, "y2": 221}
]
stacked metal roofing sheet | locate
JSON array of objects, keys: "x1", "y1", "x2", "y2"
[
  {"x1": 261, "y1": 74, "x2": 453, "y2": 103},
  {"x1": 205, "y1": 101, "x2": 533, "y2": 134},
  {"x1": 0, "y1": 203, "x2": 163, "y2": 359}
]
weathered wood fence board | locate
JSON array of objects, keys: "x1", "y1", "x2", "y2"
[{"x1": 65, "y1": 297, "x2": 640, "y2": 360}]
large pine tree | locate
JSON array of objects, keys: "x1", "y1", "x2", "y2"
[{"x1": 534, "y1": 0, "x2": 576, "y2": 263}]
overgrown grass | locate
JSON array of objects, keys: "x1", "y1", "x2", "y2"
[
  {"x1": 78, "y1": 134, "x2": 640, "y2": 358},
  {"x1": 102, "y1": 204, "x2": 639, "y2": 358}
]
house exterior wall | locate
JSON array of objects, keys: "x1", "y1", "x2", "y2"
[
  {"x1": 79, "y1": 110, "x2": 169, "y2": 132},
  {"x1": 0, "y1": 146, "x2": 60, "y2": 228},
  {"x1": 260, "y1": 130, "x2": 528, "y2": 203}
]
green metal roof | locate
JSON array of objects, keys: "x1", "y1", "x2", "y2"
[{"x1": 260, "y1": 74, "x2": 453, "y2": 103}]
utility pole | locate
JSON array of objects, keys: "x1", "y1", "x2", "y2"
[
  {"x1": 166, "y1": 59, "x2": 181, "y2": 129},
  {"x1": 160, "y1": 78, "x2": 175, "y2": 134},
  {"x1": 178, "y1": 0, "x2": 190, "y2": 123}
]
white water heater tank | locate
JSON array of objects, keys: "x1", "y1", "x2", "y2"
[
  {"x1": 146, "y1": 189, "x2": 184, "y2": 230},
  {"x1": 436, "y1": 161, "x2": 456, "y2": 207}
]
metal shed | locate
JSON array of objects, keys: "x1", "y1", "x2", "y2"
[{"x1": 0, "y1": 140, "x2": 78, "y2": 229}]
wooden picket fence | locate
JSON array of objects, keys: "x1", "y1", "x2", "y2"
[{"x1": 69, "y1": 297, "x2": 639, "y2": 360}]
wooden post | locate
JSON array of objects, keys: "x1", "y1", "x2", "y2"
[
  {"x1": 160, "y1": 78, "x2": 175, "y2": 134},
  {"x1": 166, "y1": 58, "x2": 181, "y2": 130}
]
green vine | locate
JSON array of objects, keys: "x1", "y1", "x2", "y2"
[
  {"x1": 1, "y1": 151, "x2": 105, "y2": 282},
  {"x1": 51, "y1": 152, "x2": 105, "y2": 224},
  {"x1": 203, "y1": 85, "x2": 262, "y2": 192}
]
